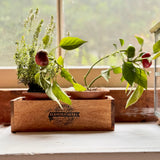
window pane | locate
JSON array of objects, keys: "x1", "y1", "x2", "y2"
[
  {"x1": 64, "y1": 0, "x2": 160, "y2": 66},
  {"x1": 0, "y1": 0, "x2": 56, "y2": 66}
]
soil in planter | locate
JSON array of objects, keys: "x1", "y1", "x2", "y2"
[
  {"x1": 22, "y1": 83, "x2": 49, "y2": 100},
  {"x1": 27, "y1": 83, "x2": 45, "y2": 93}
]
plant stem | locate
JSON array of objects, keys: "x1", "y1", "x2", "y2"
[
  {"x1": 84, "y1": 51, "x2": 122, "y2": 90},
  {"x1": 84, "y1": 55, "x2": 110, "y2": 89},
  {"x1": 88, "y1": 74, "x2": 102, "y2": 89}
]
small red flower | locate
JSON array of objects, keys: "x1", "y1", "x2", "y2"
[
  {"x1": 35, "y1": 50, "x2": 49, "y2": 66},
  {"x1": 142, "y1": 53, "x2": 152, "y2": 68}
]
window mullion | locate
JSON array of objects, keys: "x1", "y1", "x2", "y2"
[{"x1": 57, "y1": 0, "x2": 63, "y2": 57}]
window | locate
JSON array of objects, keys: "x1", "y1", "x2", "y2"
[{"x1": 0, "y1": 0, "x2": 159, "y2": 88}]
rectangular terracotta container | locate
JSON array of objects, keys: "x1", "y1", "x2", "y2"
[{"x1": 11, "y1": 96, "x2": 114, "y2": 132}]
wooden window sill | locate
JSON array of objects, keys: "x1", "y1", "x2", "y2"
[{"x1": 0, "y1": 123, "x2": 160, "y2": 160}]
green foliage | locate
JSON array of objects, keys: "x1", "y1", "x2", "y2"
[
  {"x1": 153, "y1": 40, "x2": 160, "y2": 53},
  {"x1": 60, "y1": 37, "x2": 87, "y2": 50},
  {"x1": 122, "y1": 62, "x2": 135, "y2": 86},
  {"x1": 125, "y1": 85, "x2": 144, "y2": 109},
  {"x1": 52, "y1": 82, "x2": 72, "y2": 105},
  {"x1": 135, "y1": 36, "x2": 144, "y2": 52},
  {"x1": 119, "y1": 39, "x2": 124, "y2": 47},
  {"x1": 14, "y1": 8, "x2": 56, "y2": 85},
  {"x1": 84, "y1": 36, "x2": 159, "y2": 108},
  {"x1": 126, "y1": 45, "x2": 135, "y2": 58},
  {"x1": 15, "y1": 9, "x2": 87, "y2": 109},
  {"x1": 60, "y1": 68, "x2": 86, "y2": 91}
]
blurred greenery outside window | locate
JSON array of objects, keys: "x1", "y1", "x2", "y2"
[
  {"x1": 0, "y1": 0, "x2": 56, "y2": 66},
  {"x1": 64, "y1": 0, "x2": 160, "y2": 66},
  {"x1": 1, "y1": 0, "x2": 160, "y2": 67}
]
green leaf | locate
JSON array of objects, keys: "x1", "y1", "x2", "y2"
[
  {"x1": 57, "y1": 56, "x2": 64, "y2": 66},
  {"x1": 135, "y1": 36, "x2": 144, "y2": 51},
  {"x1": 73, "y1": 83, "x2": 86, "y2": 91},
  {"x1": 60, "y1": 68, "x2": 74, "y2": 84},
  {"x1": 113, "y1": 67, "x2": 122, "y2": 74},
  {"x1": 125, "y1": 83, "x2": 130, "y2": 93},
  {"x1": 122, "y1": 62, "x2": 135, "y2": 86},
  {"x1": 101, "y1": 69, "x2": 111, "y2": 82},
  {"x1": 125, "y1": 85, "x2": 144, "y2": 109},
  {"x1": 135, "y1": 36, "x2": 144, "y2": 47},
  {"x1": 153, "y1": 40, "x2": 160, "y2": 53},
  {"x1": 152, "y1": 51, "x2": 160, "y2": 60},
  {"x1": 60, "y1": 37, "x2": 87, "y2": 50},
  {"x1": 113, "y1": 44, "x2": 117, "y2": 49},
  {"x1": 119, "y1": 39, "x2": 124, "y2": 47},
  {"x1": 120, "y1": 76, "x2": 125, "y2": 82},
  {"x1": 42, "y1": 35, "x2": 50, "y2": 46},
  {"x1": 40, "y1": 75, "x2": 50, "y2": 90},
  {"x1": 52, "y1": 82, "x2": 71, "y2": 105},
  {"x1": 35, "y1": 72, "x2": 41, "y2": 86},
  {"x1": 45, "y1": 85, "x2": 63, "y2": 110},
  {"x1": 127, "y1": 45, "x2": 135, "y2": 58},
  {"x1": 134, "y1": 68, "x2": 147, "y2": 89}
]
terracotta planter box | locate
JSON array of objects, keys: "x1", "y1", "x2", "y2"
[{"x1": 11, "y1": 96, "x2": 114, "y2": 132}]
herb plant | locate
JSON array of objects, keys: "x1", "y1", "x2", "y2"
[{"x1": 14, "y1": 9, "x2": 87, "y2": 109}]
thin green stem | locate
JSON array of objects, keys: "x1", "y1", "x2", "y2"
[
  {"x1": 88, "y1": 74, "x2": 102, "y2": 89},
  {"x1": 84, "y1": 51, "x2": 121, "y2": 90},
  {"x1": 84, "y1": 55, "x2": 110, "y2": 89}
]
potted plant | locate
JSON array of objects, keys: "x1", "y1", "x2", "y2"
[
  {"x1": 66, "y1": 36, "x2": 160, "y2": 109},
  {"x1": 14, "y1": 9, "x2": 87, "y2": 109},
  {"x1": 12, "y1": 9, "x2": 114, "y2": 132}
]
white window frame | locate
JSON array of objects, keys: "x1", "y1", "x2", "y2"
[{"x1": 0, "y1": 0, "x2": 155, "y2": 89}]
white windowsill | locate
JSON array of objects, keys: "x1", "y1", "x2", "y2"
[{"x1": 0, "y1": 123, "x2": 160, "y2": 160}]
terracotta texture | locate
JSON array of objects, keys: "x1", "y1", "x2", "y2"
[
  {"x1": 66, "y1": 88, "x2": 109, "y2": 99},
  {"x1": 22, "y1": 92, "x2": 49, "y2": 100}
]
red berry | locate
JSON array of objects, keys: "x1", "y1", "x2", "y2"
[
  {"x1": 142, "y1": 53, "x2": 152, "y2": 68},
  {"x1": 35, "y1": 50, "x2": 49, "y2": 66}
]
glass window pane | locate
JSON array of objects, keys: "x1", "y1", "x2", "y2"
[
  {"x1": 0, "y1": 0, "x2": 56, "y2": 66},
  {"x1": 64, "y1": 0, "x2": 160, "y2": 66}
]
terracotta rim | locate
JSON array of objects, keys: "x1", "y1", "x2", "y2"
[
  {"x1": 22, "y1": 92, "x2": 49, "y2": 100},
  {"x1": 66, "y1": 88, "x2": 109, "y2": 99}
]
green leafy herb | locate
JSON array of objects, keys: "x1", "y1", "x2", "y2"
[{"x1": 60, "y1": 37, "x2": 87, "y2": 50}]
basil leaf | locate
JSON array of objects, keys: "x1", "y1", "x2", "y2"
[{"x1": 60, "y1": 37, "x2": 87, "y2": 50}]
